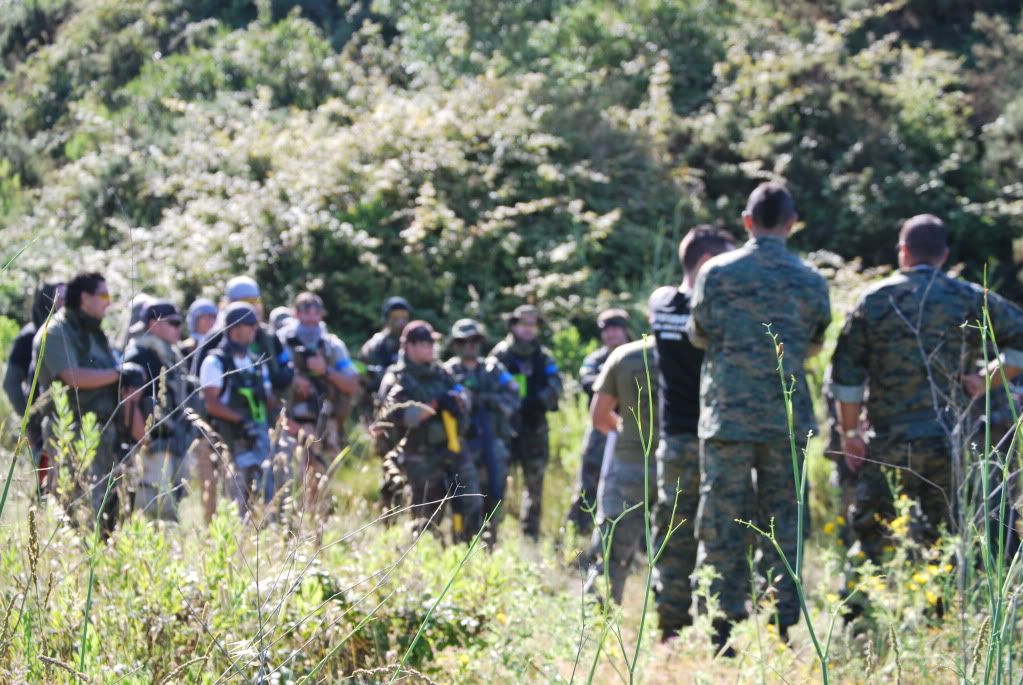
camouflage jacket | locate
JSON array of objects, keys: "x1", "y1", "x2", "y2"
[
  {"x1": 360, "y1": 329, "x2": 401, "y2": 396},
  {"x1": 376, "y1": 357, "x2": 466, "y2": 455},
  {"x1": 444, "y1": 355, "x2": 520, "y2": 440},
  {"x1": 579, "y1": 345, "x2": 611, "y2": 401},
  {"x1": 831, "y1": 265, "x2": 1023, "y2": 443},
  {"x1": 688, "y1": 235, "x2": 831, "y2": 442}
]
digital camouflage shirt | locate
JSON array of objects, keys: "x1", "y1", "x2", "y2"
[
  {"x1": 830, "y1": 265, "x2": 1023, "y2": 443},
  {"x1": 688, "y1": 235, "x2": 831, "y2": 442}
]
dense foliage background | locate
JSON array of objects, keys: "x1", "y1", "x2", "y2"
[{"x1": 2, "y1": 0, "x2": 1023, "y2": 341}]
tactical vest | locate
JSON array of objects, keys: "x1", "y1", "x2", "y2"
[
  {"x1": 496, "y1": 345, "x2": 550, "y2": 422},
  {"x1": 384, "y1": 362, "x2": 452, "y2": 453},
  {"x1": 209, "y1": 348, "x2": 269, "y2": 446},
  {"x1": 283, "y1": 333, "x2": 339, "y2": 422},
  {"x1": 131, "y1": 333, "x2": 189, "y2": 434}
]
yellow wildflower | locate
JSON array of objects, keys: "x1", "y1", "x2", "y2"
[
  {"x1": 823, "y1": 522, "x2": 835, "y2": 535},
  {"x1": 459, "y1": 653, "x2": 471, "y2": 667},
  {"x1": 496, "y1": 612, "x2": 508, "y2": 625},
  {"x1": 825, "y1": 592, "x2": 840, "y2": 605},
  {"x1": 836, "y1": 515, "x2": 846, "y2": 526},
  {"x1": 925, "y1": 591, "x2": 940, "y2": 606},
  {"x1": 912, "y1": 572, "x2": 929, "y2": 586}
]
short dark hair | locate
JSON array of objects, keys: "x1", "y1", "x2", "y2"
[
  {"x1": 65, "y1": 272, "x2": 106, "y2": 310},
  {"x1": 899, "y1": 214, "x2": 948, "y2": 263},
  {"x1": 745, "y1": 182, "x2": 796, "y2": 230},
  {"x1": 679, "y1": 225, "x2": 735, "y2": 273}
]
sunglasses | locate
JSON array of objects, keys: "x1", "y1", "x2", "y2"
[
  {"x1": 93, "y1": 292, "x2": 111, "y2": 303},
  {"x1": 297, "y1": 303, "x2": 323, "y2": 313}
]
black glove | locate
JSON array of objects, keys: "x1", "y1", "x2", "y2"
[
  {"x1": 241, "y1": 419, "x2": 265, "y2": 443},
  {"x1": 434, "y1": 391, "x2": 462, "y2": 418}
]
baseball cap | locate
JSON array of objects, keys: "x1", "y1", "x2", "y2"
[
  {"x1": 225, "y1": 276, "x2": 261, "y2": 302},
  {"x1": 597, "y1": 308, "x2": 630, "y2": 329},
  {"x1": 401, "y1": 320, "x2": 441, "y2": 344},
  {"x1": 129, "y1": 300, "x2": 181, "y2": 334},
  {"x1": 224, "y1": 302, "x2": 259, "y2": 328}
]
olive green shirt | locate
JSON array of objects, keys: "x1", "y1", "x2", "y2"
[
  {"x1": 593, "y1": 338, "x2": 659, "y2": 463},
  {"x1": 33, "y1": 308, "x2": 118, "y2": 419}
]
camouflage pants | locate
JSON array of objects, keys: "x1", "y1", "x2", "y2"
[
  {"x1": 401, "y1": 451, "x2": 450, "y2": 537},
  {"x1": 695, "y1": 438, "x2": 800, "y2": 627},
  {"x1": 509, "y1": 421, "x2": 550, "y2": 539},
  {"x1": 584, "y1": 455, "x2": 657, "y2": 604},
  {"x1": 472, "y1": 438, "x2": 510, "y2": 543},
  {"x1": 850, "y1": 437, "x2": 953, "y2": 560},
  {"x1": 448, "y1": 449, "x2": 483, "y2": 543},
  {"x1": 566, "y1": 425, "x2": 608, "y2": 536},
  {"x1": 135, "y1": 438, "x2": 189, "y2": 522},
  {"x1": 652, "y1": 433, "x2": 701, "y2": 632}
]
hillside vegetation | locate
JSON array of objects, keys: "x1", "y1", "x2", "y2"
[{"x1": 1, "y1": 0, "x2": 1022, "y2": 338}]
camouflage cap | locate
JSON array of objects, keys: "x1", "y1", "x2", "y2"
[
  {"x1": 450, "y1": 318, "x2": 487, "y2": 340},
  {"x1": 508, "y1": 304, "x2": 543, "y2": 327},
  {"x1": 597, "y1": 308, "x2": 630, "y2": 329}
]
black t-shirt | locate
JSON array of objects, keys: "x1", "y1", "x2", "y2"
[
  {"x1": 8, "y1": 324, "x2": 35, "y2": 371},
  {"x1": 649, "y1": 286, "x2": 702, "y2": 436}
]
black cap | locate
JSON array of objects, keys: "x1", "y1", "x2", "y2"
[
  {"x1": 224, "y1": 302, "x2": 259, "y2": 328},
  {"x1": 382, "y1": 296, "x2": 412, "y2": 319},
  {"x1": 597, "y1": 308, "x2": 630, "y2": 330},
  {"x1": 401, "y1": 320, "x2": 441, "y2": 344},
  {"x1": 129, "y1": 300, "x2": 181, "y2": 334}
]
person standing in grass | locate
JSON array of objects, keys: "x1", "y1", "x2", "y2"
[
  {"x1": 831, "y1": 214, "x2": 1023, "y2": 559},
  {"x1": 123, "y1": 300, "x2": 193, "y2": 521},
  {"x1": 444, "y1": 318, "x2": 520, "y2": 544},
  {"x1": 277, "y1": 292, "x2": 360, "y2": 508},
  {"x1": 688, "y1": 183, "x2": 831, "y2": 651},
  {"x1": 582, "y1": 324, "x2": 658, "y2": 609},
  {"x1": 199, "y1": 302, "x2": 275, "y2": 515},
  {"x1": 648, "y1": 225, "x2": 735, "y2": 642},
  {"x1": 33, "y1": 272, "x2": 145, "y2": 522},
  {"x1": 565, "y1": 308, "x2": 632, "y2": 537},
  {"x1": 490, "y1": 305, "x2": 563, "y2": 540},
  {"x1": 374, "y1": 320, "x2": 469, "y2": 536}
]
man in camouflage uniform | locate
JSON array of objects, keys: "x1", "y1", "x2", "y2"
[
  {"x1": 359, "y1": 296, "x2": 412, "y2": 404},
  {"x1": 688, "y1": 183, "x2": 831, "y2": 650},
  {"x1": 491, "y1": 305, "x2": 563, "y2": 540},
  {"x1": 583, "y1": 333, "x2": 658, "y2": 608},
  {"x1": 649, "y1": 225, "x2": 735, "y2": 641},
  {"x1": 444, "y1": 319, "x2": 520, "y2": 544},
  {"x1": 566, "y1": 308, "x2": 632, "y2": 537},
  {"x1": 831, "y1": 214, "x2": 1023, "y2": 559},
  {"x1": 375, "y1": 320, "x2": 469, "y2": 536},
  {"x1": 123, "y1": 300, "x2": 194, "y2": 521},
  {"x1": 278, "y1": 292, "x2": 360, "y2": 508}
]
